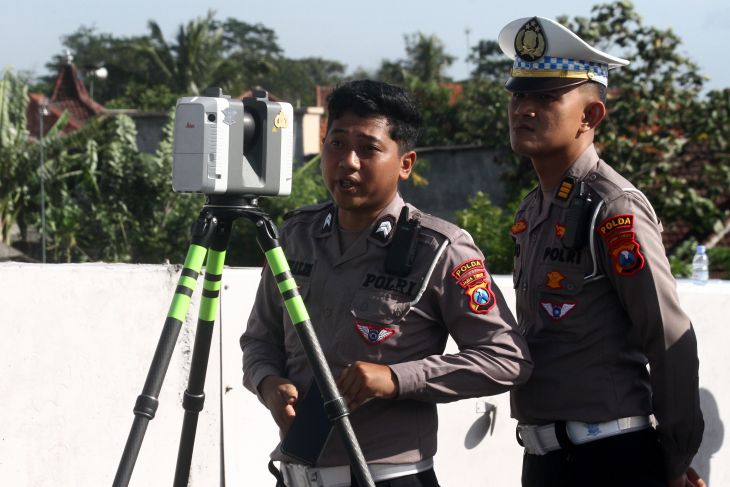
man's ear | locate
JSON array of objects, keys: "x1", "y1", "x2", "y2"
[
  {"x1": 399, "y1": 150, "x2": 416, "y2": 180},
  {"x1": 581, "y1": 100, "x2": 606, "y2": 132}
]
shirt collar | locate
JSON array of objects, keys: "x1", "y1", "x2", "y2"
[
  {"x1": 315, "y1": 193, "x2": 406, "y2": 247},
  {"x1": 315, "y1": 201, "x2": 336, "y2": 238},
  {"x1": 565, "y1": 144, "x2": 600, "y2": 182},
  {"x1": 551, "y1": 144, "x2": 600, "y2": 208}
]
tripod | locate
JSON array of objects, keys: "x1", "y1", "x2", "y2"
[{"x1": 113, "y1": 195, "x2": 374, "y2": 487}]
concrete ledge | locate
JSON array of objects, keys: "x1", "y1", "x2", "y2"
[{"x1": 0, "y1": 263, "x2": 726, "y2": 486}]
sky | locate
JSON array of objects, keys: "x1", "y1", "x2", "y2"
[{"x1": 2, "y1": 0, "x2": 729, "y2": 93}]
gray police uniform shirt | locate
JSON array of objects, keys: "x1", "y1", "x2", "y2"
[
  {"x1": 241, "y1": 193, "x2": 532, "y2": 466},
  {"x1": 511, "y1": 144, "x2": 704, "y2": 478}
]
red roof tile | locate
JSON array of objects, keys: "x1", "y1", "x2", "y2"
[{"x1": 27, "y1": 62, "x2": 104, "y2": 138}]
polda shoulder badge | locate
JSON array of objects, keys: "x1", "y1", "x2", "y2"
[{"x1": 515, "y1": 17, "x2": 547, "y2": 61}]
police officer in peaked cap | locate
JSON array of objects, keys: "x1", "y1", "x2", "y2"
[
  {"x1": 497, "y1": 16, "x2": 705, "y2": 487},
  {"x1": 241, "y1": 79, "x2": 533, "y2": 486}
]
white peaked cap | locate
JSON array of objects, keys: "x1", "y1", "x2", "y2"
[{"x1": 498, "y1": 16, "x2": 630, "y2": 92}]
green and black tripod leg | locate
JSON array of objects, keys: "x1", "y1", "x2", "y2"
[{"x1": 113, "y1": 196, "x2": 374, "y2": 487}]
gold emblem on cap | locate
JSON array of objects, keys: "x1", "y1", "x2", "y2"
[{"x1": 514, "y1": 17, "x2": 546, "y2": 62}]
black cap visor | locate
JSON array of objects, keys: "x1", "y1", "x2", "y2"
[{"x1": 505, "y1": 76, "x2": 590, "y2": 93}]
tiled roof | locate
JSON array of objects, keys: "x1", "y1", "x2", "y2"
[{"x1": 27, "y1": 63, "x2": 104, "y2": 138}]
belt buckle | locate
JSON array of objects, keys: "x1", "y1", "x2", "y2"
[
  {"x1": 517, "y1": 424, "x2": 547, "y2": 455},
  {"x1": 281, "y1": 463, "x2": 321, "y2": 487},
  {"x1": 307, "y1": 468, "x2": 320, "y2": 486}
]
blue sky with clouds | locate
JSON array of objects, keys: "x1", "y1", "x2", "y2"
[{"x1": 3, "y1": 0, "x2": 728, "y2": 92}]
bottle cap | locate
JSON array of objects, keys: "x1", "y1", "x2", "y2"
[{"x1": 697, "y1": 244, "x2": 706, "y2": 254}]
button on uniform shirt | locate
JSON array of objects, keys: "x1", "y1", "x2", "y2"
[
  {"x1": 511, "y1": 144, "x2": 704, "y2": 478},
  {"x1": 242, "y1": 194, "x2": 532, "y2": 466}
]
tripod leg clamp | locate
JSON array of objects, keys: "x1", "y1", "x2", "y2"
[
  {"x1": 182, "y1": 391, "x2": 206, "y2": 413},
  {"x1": 134, "y1": 394, "x2": 159, "y2": 420},
  {"x1": 323, "y1": 396, "x2": 349, "y2": 422}
]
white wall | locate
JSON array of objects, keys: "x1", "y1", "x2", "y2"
[{"x1": 0, "y1": 263, "x2": 727, "y2": 486}]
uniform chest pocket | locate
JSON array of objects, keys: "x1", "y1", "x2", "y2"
[
  {"x1": 351, "y1": 289, "x2": 412, "y2": 326},
  {"x1": 536, "y1": 262, "x2": 585, "y2": 297}
]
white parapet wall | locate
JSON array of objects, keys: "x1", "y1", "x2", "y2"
[{"x1": 0, "y1": 263, "x2": 727, "y2": 486}]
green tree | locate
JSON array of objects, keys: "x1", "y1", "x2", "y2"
[
  {"x1": 0, "y1": 69, "x2": 34, "y2": 244},
  {"x1": 217, "y1": 18, "x2": 284, "y2": 96},
  {"x1": 264, "y1": 57, "x2": 347, "y2": 106},
  {"x1": 376, "y1": 32, "x2": 456, "y2": 84},
  {"x1": 409, "y1": 79, "x2": 461, "y2": 147},
  {"x1": 41, "y1": 26, "x2": 152, "y2": 103},
  {"x1": 467, "y1": 40, "x2": 511, "y2": 81},
  {"x1": 373, "y1": 33, "x2": 461, "y2": 147},
  {"x1": 4, "y1": 100, "x2": 203, "y2": 263},
  {"x1": 42, "y1": 15, "x2": 345, "y2": 110},
  {"x1": 459, "y1": 1, "x2": 729, "y2": 258},
  {"x1": 560, "y1": 1, "x2": 724, "y2": 248},
  {"x1": 0, "y1": 68, "x2": 68, "y2": 247},
  {"x1": 403, "y1": 33, "x2": 456, "y2": 82},
  {"x1": 375, "y1": 60, "x2": 408, "y2": 86},
  {"x1": 136, "y1": 12, "x2": 229, "y2": 96},
  {"x1": 455, "y1": 191, "x2": 522, "y2": 274}
]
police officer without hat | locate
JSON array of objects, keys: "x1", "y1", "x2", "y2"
[
  {"x1": 497, "y1": 16, "x2": 705, "y2": 487},
  {"x1": 241, "y1": 80, "x2": 532, "y2": 487}
]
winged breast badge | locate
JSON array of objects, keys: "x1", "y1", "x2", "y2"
[
  {"x1": 540, "y1": 301, "x2": 576, "y2": 321},
  {"x1": 354, "y1": 322, "x2": 395, "y2": 345}
]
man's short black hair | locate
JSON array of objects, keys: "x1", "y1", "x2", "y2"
[{"x1": 326, "y1": 79, "x2": 423, "y2": 154}]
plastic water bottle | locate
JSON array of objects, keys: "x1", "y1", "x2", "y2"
[{"x1": 691, "y1": 244, "x2": 709, "y2": 284}]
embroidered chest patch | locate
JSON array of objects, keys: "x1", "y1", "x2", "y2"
[
  {"x1": 354, "y1": 322, "x2": 395, "y2": 345},
  {"x1": 511, "y1": 219, "x2": 528, "y2": 236},
  {"x1": 546, "y1": 271, "x2": 565, "y2": 289},
  {"x1": 451, "y1": 259, "x2": 496, "y2": 314}
]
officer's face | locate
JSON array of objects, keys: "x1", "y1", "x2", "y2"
[
  {"x1": 321, "y1": 112, "x2": 414, "y2": 230},
  {"x1": 508, "y1": 85, "x2": 590, "y2": 161}
]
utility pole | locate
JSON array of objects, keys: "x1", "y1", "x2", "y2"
[{"x1": 38, "y1": 98, "x2": 49, "y2": 263}]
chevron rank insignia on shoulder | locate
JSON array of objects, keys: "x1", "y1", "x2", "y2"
[
  {"x1": 371, "y1": 215, "x2": 396, "y2": 243},
  {"x1": 322, "y1": 212, "x2": 333, "y2": 232}
]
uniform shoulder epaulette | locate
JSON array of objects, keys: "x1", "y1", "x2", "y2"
[
  {"x1": 587, "y1": 160, "x2": 660, "y2": 226},
  {"x1": 283, "y1": 200, "x2": 333, "y2": 221},
  {"x1": 411, "y1": 208, "x2": 464, "y2": 244},
  {"x1": 583, "y1": 160, "x2": 634, "y2": 204}
]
